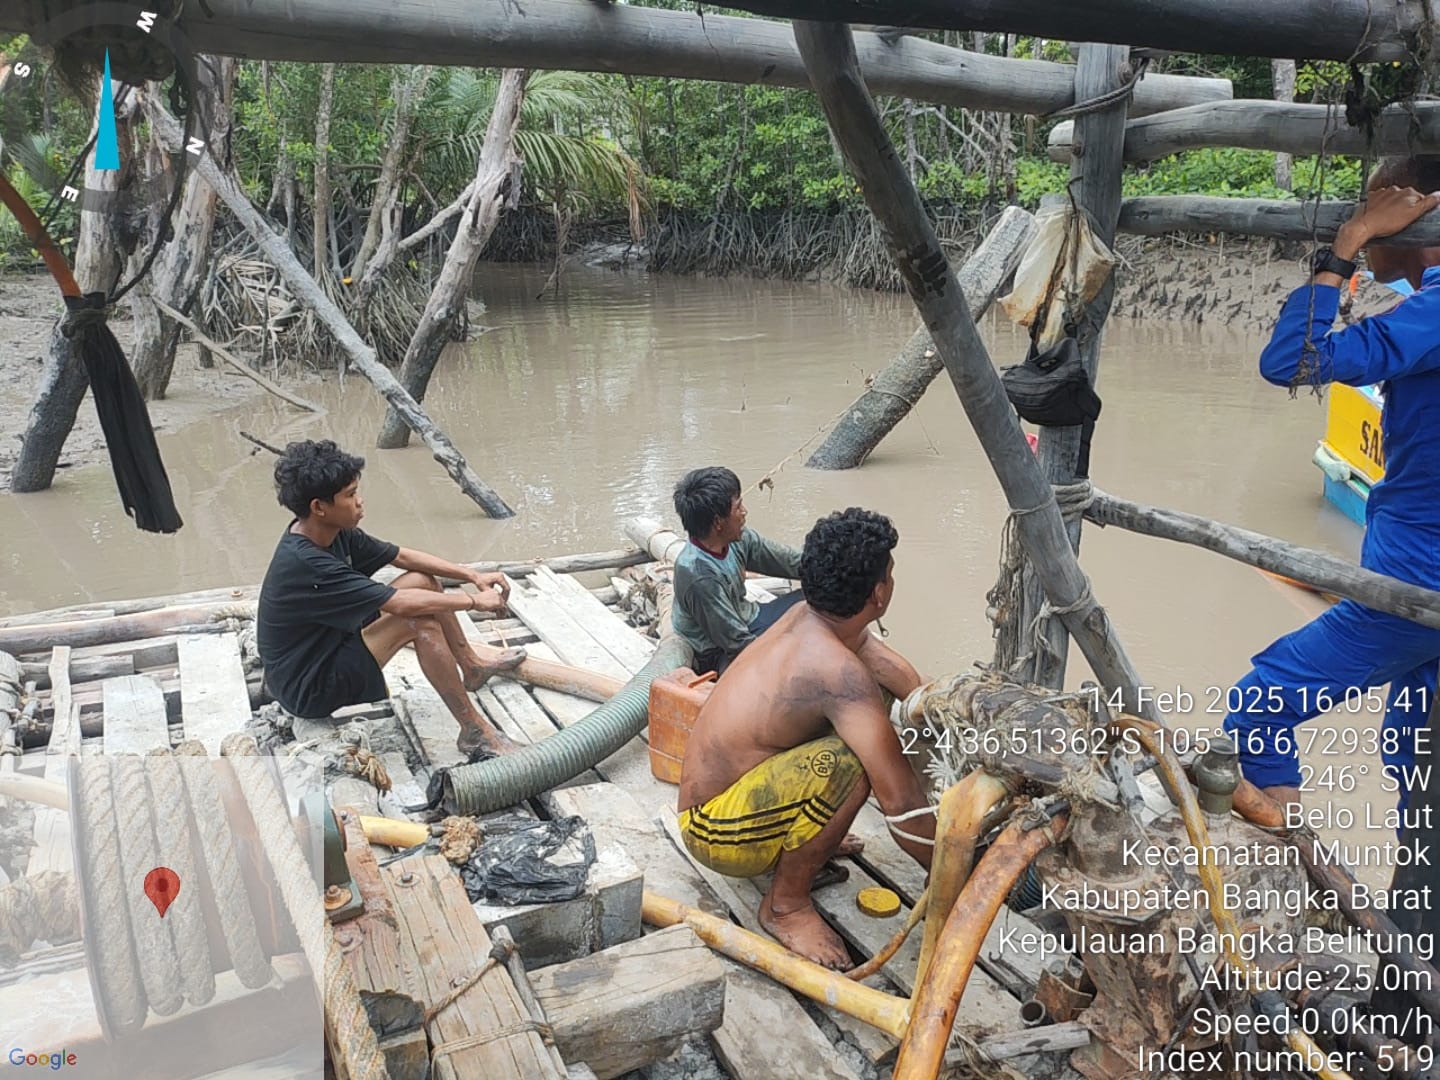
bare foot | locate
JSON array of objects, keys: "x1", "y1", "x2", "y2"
[
  {"x1": 836, "y1": 833, "x2": 865, "y2": 857},
  {"x1": 456, "y1": 723, "x2": 522, "y2": 758},
  {"x1": 462, "y1": 646, "x2": 527, "y2": 691},
  {"x1": 759, "y1": 893, "x2": 851, "y2": 970}
]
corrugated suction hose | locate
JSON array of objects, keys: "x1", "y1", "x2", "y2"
[{"x1": 440, "y1": 635, "x2": 693, "y2": 815}]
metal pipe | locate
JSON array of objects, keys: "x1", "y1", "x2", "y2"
[
  {"x1": 1019, "y1": 999, "x2": 1049, "y2": 1027},
  {"x1": 894, "y1": 813, "x2": 1069, "y2": 1080},
  {"x1": 641, "y1": 890, "x2": 911, "y2": 1039}
]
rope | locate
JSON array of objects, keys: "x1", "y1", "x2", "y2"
[
  {"x1": 430, "y1": 1020, "x2": 556, "y2": 1068},
  {"x1": 1041, "y1": 55, "x2": 1151, "y2": 122},
  {"x1": 75, "y1": 754, "x2": 148, "y2": 1035},
  {"x1": 437, "y1": 816, "x2": 483, "y2": 865},
  {"x1": 423, "y1": 956, "x2": 501, "y2": 1026},
  {"x1": 173, "y1": 741, "x2": 273, "y2": 989},
  {"x1": 0, "y1": 870, "x2": 79, "y2": 966},
  {"x1": 987, "y1": 481, "x2": 1095, "y2": 674},
  {"x1": 112, "y1": 754, "x2": 184, "y2": 1016},
  {"x1": 221, "y1": 733, "x2": 389, "y2": 1080},
  {"x1": 883, "y1": 804, "x2": 938, "y2": 847},
  {"x1": 144, "y1": 749, "x2": 216, "y2": 1006}
]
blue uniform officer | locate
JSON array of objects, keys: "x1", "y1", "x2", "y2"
[{"x1": 1224, "y1": 172, "x2": 1440, "y2": 813}]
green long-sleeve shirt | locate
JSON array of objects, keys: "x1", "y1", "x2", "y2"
[{"x1": 671, "y1": 527, "x2": 802, "y2": 661}]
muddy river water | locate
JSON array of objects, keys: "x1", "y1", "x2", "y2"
[{"x1": 0, "y1": 263, "x2": 1402, "y2": 882}]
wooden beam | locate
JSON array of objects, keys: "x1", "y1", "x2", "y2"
[
  {"x1": 792, "y1": 22, "x2": 1160, "y2": 721},
  {"x1": 0, "y1": 1, "x2": 1229, "y2": 117},
  {"x1": 1050, "y1": 100, "x2": 1440, "y2": 164},
  {"x1": 528, "y1": 925, "x2": 727, "y2": 1079},
  {"x1": 1018, "y1": 43, "x2": 1130, "y2": 690},
  {"x1": 1115, "y1": 195, "x2": 1440, "y2": 246},
  {"x1": 721, "y1": 0, "x2": 1429, "y2": 61},
  {"x1": 100, "y1": 674, "x2": 170, "y2": 754},
  {"x1": 177, "y1": 632, "x2": 252, "y2": 754},
  {"x1": 807, "y1": 205, "x2": 1036, "y2": 470},
  {"x1": 1084, "y1": 489, "x2": 1440, "y2": 630}
]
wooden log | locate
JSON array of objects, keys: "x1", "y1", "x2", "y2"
[
  {"x1": 1084, "y1": 489, "x2": 1440, "y2": 630},
  {"x1": 100, "y1": 674, "x2": 170, "y2": 753},
  {"x1": 959, "y1": 1021, "x2": 1092, "y2": 1063},
  {"x1": 721, "y1": 0, "x2": 1427, "y2": 62},
  {"x1": 143, "y1": 97, "x2": 515, "y2": 519},
  {"x1": 1049, "y1": 99, "x2": 1440, "y2": 164},
  {"x1": 177, "y1": 632, "x2": 253, "y2": 753},
  {"x1": 792, "y1": 23, "x2": 1159, "y2": 722},
  {"x1": 807, "y1": 205, "x2": 1036, "y2": 470},
  {"x1": 1116, "y1": 194, "x2": 1440, "y2": 247},
  {"x1": 384, "y1": 854, "x2": 564, "y2": 1080},
  {"x1": 0, "y1": 1, "x2": 1231, "y2": 118},
  {"x1": 21, "y1": 654, "x2": 133, "y2": 688},
  {"x1": 1018, "y1": 44, "x2": 1129, "y2": 691},
  {"x1": 528, "y1": 925, "x2": 727, "y2": 1079},
  {"x1": 0, "y1": 603, "x2": 246, "y2": 654},
  {"x1": 376, "y1": 68, "x2": 526, "y2": 449},
  {"x1": 27, "y1": 646, "x2": 77, "y2": 876}
]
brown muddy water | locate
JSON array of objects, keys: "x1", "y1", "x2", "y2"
[{"x1": 0, "y1": 263, "x2": 1393, "y2": 875}]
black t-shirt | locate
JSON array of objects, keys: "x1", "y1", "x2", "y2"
[{"x1": 257, "y1": 525, "x2": 399, "y2": 717}]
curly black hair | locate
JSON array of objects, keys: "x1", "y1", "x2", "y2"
[
  {"x1": 673, "y1": 466, "x2": 741, "y2": 538},
  {"x1": 273, "y1": 439, "x2": 365, "y2": 518},
  {"x1": 800, "y1": 508, "x2": 898, "y2": 617}
]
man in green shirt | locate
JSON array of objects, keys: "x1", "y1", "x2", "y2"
[{"x1": 671, "y1": 467, "x2": 807, "y2": 676}]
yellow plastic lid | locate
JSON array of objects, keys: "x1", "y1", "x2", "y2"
[{"x1": 856, "y1": 886, "x2": 901, "y2": 918}]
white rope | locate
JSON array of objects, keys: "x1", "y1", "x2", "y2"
[{"x1": 883, "y1": 803, "x2": 938, "y2": 847}]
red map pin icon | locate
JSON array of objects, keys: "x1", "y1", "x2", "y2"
[{"x1": 144, "y1": 867, "x2": 180, "y2": 918}]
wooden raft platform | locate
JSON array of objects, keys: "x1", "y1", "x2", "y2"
[{"x1": 0, "y1": 547, "x2": 1047, "y2": 1079}]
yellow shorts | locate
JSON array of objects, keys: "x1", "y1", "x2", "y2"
[{"x1": 678, "y1": 735, "x2": 865, "y2": 879}]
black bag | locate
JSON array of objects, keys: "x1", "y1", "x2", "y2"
[{"x1": 1001, "y1": 336, "x2": 1102, "y2": 428}]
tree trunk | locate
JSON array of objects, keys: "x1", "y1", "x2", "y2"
[
  {"x1": 0, "y1": 2, "x2": 1232, "y2": 119},
  {"x1": 1116, "y1": 195, "x2": 1440, "y2": 246},
  {"x1": 312, "y1": 64, "x2": 337, "y2": 278},
  {"x1": 130, "y1": 56, "x2": 236, "y2": 400},
  {"x1": 143, "y1": 97, "x2": 515, "y2": 519},
  {"x1": 376, "y1": 69, "x2": 528, "y2": 450},
  {"x1": 791, "y1": 22, "x2": 1158, "y2": 721},
  {"x1": 807, "y1": 206, "x2": 1035, "y2": 470},
  {"x1": 1016, "y1": 44, "x2": 1130, "y2": 690},
  {"x1": 11, "y1": 77, "x2": 131, "y2": 492},
  {"x1": 350, "y1": 65, "x2": 433, "y2": 288},
  {"x1": 1272, "y1": 60, "x2": 1296, "y2": 191}
]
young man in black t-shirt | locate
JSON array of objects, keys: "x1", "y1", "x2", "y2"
[{"x1": 257, "y1": 440, "x2": 525, "y2": 756}]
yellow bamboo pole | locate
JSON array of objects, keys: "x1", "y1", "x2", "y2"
[{"x1": 643, "y1": 889, "x2": 912, "y2": 1039}]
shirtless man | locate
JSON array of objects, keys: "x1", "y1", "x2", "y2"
[{"x1": 677, "y1": 508, "x2": 932, "y2": 969}]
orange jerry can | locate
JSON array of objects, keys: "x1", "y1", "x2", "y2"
[{"x1": 647, "y1": 667, "x2": 718, "y2": 783}]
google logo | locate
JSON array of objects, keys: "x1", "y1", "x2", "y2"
[{"x1": 7, "y1": 1050, "x2": 77, "y2": 1070}]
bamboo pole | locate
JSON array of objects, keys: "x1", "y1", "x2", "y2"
[
  {"x1": 1084, "y1": 490, "x2": 1440, "y2": 630},
  {"x1": 791, "y1": 22, "x2": 1159, "y2": 722},
  {"x1": 1017, "y1": 43, "x2": 1130, "y2": 690},
  {"x1": 641, "y1": 890, "x2": 912, "y2": 1039},
  {"x1": 141, "y1": 96, "x2": 515, "y2": 519}
]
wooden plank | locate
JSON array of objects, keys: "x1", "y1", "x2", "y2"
[
  {"x1": 100, "y1": 675, "x2": 170, "y2": 754},
  {"x1": 531, "y1": 567, "x2": 654, "y2": 674},
  {"x1": 336, "y1": 808, "x2": 427, "y2": 1076},
  {"x1": 503, "y1": 576, "x2": 632, "y2": 683},
  {"x1": 528, "y1": 925, "x2": 726, "y2": 1079},
  {"x1": 393, "y1": 688, "x2": 464, "y2": 769},
  {"x1": 712, "y1": 972, "x2": 863, "y2": 1080},
  {"x1": 177, "y1": 632, "x2": 252, "y2": 753},
  {"x1": 28, "y1": 646, "x2": 76, "y2": 875},
  {"x1": 385, "y1": 854, "x2": 563, "y2": 1080}
]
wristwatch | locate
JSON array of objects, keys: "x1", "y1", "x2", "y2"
[{"x1": 1312, "y1": 247, "x2": 1358, "y2": 280}]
